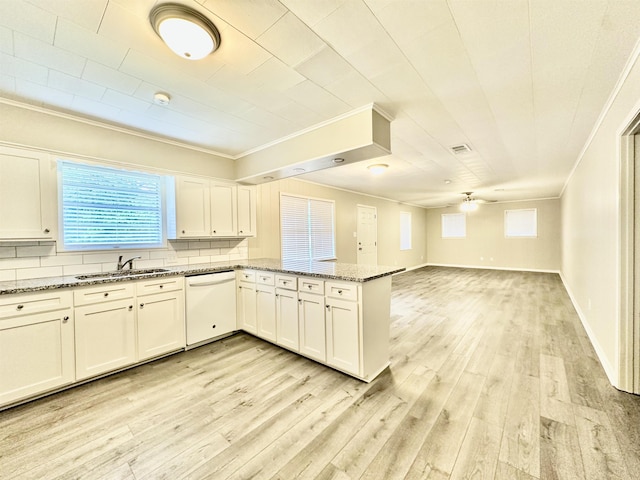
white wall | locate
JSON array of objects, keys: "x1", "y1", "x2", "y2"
[
  {"x1": 561, "y1": 44, "x2": 640, "y2": 386},
  {"x1": 248, "y1": 178, "x2": 428, "y2": 269},
  {"x1": 426, "y1": 199, "x2": 561, "y2": 272}
]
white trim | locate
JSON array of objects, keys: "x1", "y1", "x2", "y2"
[
  {"x1": 559, "y1": 272, "x2": 617, "y2": 387},
  {"x1": 561, "y1": 35, "x2": 640, "y2": 198},
  {"x1": 426, "y1": 263, "x2": 560, "y2": 274}
]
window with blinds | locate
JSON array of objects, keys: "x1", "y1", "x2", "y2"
[
  {"x1": 442, "y1": 213, "x2": 466, "y2": 238},
  {"x1": 505, "y1": 208, "x2": 537, "y2": 237},
  {"x1": 400, "y1": 211, "x2": 412, "y2": 250},
  {"x1": 59, "y1": 160, "x2": 165, "y2": 250},
  {"x1": 280, "y1": 193, "x2": 335, "y2": 261}
]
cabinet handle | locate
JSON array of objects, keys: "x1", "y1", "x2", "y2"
[
  {"x1": 16, "y1": 304, "x2": 24, "y2": 311},
  {"x1": 298, "y1": 299, "x2": 302, "y2": 304},
  {"x1": 62, "y1": 316, "x2": 69, "y2": 323},
  {"x1": 213, "y1": 230, "x2": 217, "y2": 234},
  {"x1": 182, "y1": 230, "x2": 186, "y2": 234},
  {"x1": 140, "y1": 303, "x2": 145, "y2": 309},
  {"x1": 326, "y1": 305, "x2": 331, "y2": 310},
  {"x1": 212, "y1": 324, "x2": 216, "y2": 329},
  {"x1": 128, "y1": 305, "x2": 133, "y2": 310},
  {"x1": 275, "y1": 293, "x2": 279, "y2": 297},
  {"x1": 307, "y1": 285, "x2": 312, "y2": 290},
  {"x1": 104, "y1": 292, "x2": 109, "y2": 297},
  {"x1": 159, "y1": 285, "x2": 164, "y2": 289},
  {"x1": 44, "y1": 228, "x2": 50, "y2": 234},
  {"x1": 338, "y1": 290, "x2": 343, "y2": 295}
]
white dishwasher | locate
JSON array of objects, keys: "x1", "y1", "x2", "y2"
[{"x1": 185, "y1": 271, "x2": 237, "y2": 348}]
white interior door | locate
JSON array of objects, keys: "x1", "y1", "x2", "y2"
[{"x1": 357, "y1": 205, "x2": 377, "y2": 265}]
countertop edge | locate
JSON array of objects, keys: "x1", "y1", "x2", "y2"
[{"x1": 0, "y1": 261, "x2": 406, "y2": 295}]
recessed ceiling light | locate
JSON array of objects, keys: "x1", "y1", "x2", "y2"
[
  {"x1": 263, "y1": 176, "x2": 274, "y2": 180},
  {"x1": 293, "y1": 167, "x2": 306, "y2": 173},
  {"x1": 153, "y1": 92, "x2": 171, "y2": 105},
  {"x1": 150, "y1": 3, "x2": 221, "y2": 60},
  {"x1": 367, "y1": 164, "x2": 388, "y2": 175},
  {"x1": 333, "y1": 158, "x2": 345, "y2": 164},
  {"x1": 444, "y1": 179, "x2": 452, "y2": 184}
]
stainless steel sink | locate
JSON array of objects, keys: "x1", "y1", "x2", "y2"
[{"x1": 75, "y1": 268, "x2": 169, "y2": 280}]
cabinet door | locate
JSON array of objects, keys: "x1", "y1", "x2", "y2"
[
  {"x1": 175, "y1": 176, "x2": 211, "y2": 238},
  {"x1": 0, "y1": 309, "x2": 74, "y2": 407},
  {"x1": 237, "y1": 185, "x2": 256, "y2": 237},
  {"x1": 0, "y1": 147, "x2": 56, "y2": 240},
  {"x1": 326, "y1": 297, "x2": 360, "y2": 375},
  {"x1": 210, "y1": 182, "x2": 237, "y2": 237},
  {"x1": 237, "y1": 282, "x2": 257, "y2": 334},
  {"x1": 137, "y1": 290, "x2": 185, "y2": 361},
  {"x1": 256, "y1": 284, "x2": 276, "y2": 342},
  {"x1": 276, "y1": 288, "x2": 299, "y2": 351},
  {"x1": 298, "y1": 291, "x2": 326, "y2": 362},
  {"x1": 75, "y1": 299, "x2": 136, "y2": 381}
]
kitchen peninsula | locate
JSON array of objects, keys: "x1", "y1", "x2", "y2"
[{"x1": 0, "y1": 259, "x2": 403, "y2": 410}]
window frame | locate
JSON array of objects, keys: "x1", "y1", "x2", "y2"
[
  {"x1": 280, "y1": 192, "x2": 336, "y2": 262},
  {"x1": 504, "y1": 208, "x2": 538, "y2": 238},
  {"x1": 57, "y1": 159, "x2": 168, "y2": 252},
  {"x1": 400, "y1": 211, "x2": 412, "y2": 250},
  {"x1": 441, "y1": 212, "x2": 466, "y2": 239}
]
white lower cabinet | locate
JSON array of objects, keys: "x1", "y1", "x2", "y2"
[
  {"x1": 275, "y1": 287, "x2": 299, "y2": 351},
  {"x1": 137, "y1": 290, "x2": 185, "y2": 361},
  {"x1": 256, "y1": 284, "x2": 276, "y2": 342},
  {"x1": 237, "y1": 281, "x2": 257, "y2": 334},
  {"x1": 75, "y1": 298, "x2": 136, "y2": 381},
  {"x1": 298, "y1": 290, "x2": 326, "y2": 363},
  {"x1": 325, "y1": 297, "x2": 360, "y2": 375},
  {"x1": 0, "y1": 294, "x2": 75, "y2": 407}
]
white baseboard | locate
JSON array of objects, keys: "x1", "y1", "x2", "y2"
[
  {"x1": 559, "y1": 272, "x2": 617, "y2": 386},
  {"x1": 398, "y1": 262, "x2": 429, "y2": 273},
  {"x1": 425, "y1": 262, "x2": 560, "y2": 274}
]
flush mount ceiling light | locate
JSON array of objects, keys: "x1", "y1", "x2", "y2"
[
  {"x1": 332, "y1": 157, "x2": 345, "y2": 164},
  {"x1": 150, "y1": 3, "x2": 221, "y2": 60},
  {"x1": 367, "y1": 163, "x2": 388, "y2": 175},
  {"x1": 153, "y1": 92, "x2": 171, "y2": 105}
]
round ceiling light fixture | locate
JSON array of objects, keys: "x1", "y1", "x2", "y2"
[
  {"x1": 153, "y1": 92, "x2": 171, "y2": 105},
  {"x1": 332, "y1": 157, "x2": 345, "y2": 164},
  {"x1": 367, "y1": 163, "x2": 389, "y2": 175},
  {"x1": 150, "y1": 3, "x2": 221, "y2": 60}
]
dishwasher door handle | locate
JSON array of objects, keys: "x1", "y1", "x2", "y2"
[{"x1": 188, "y1": 278, "x2": 234, "y2": 287}]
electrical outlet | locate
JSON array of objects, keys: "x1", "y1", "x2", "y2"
[{"x1": 166, "y1": 252, "x2": 178, "y2": 265}]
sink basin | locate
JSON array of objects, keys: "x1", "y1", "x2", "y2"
[{"x1": 76, "y1": 268, "x2": 169, "y2": 280}]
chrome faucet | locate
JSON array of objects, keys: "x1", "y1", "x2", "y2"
[{"x1": 117, "y1": 255, "x2": 142, "y2": 270}]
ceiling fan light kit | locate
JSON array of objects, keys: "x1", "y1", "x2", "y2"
[
  {"x1": 460, "y1": 192, "x2": 479, "y2": 212},
  {"x1": 150, "y1": 3, "x2": 221, "y2": 60}
]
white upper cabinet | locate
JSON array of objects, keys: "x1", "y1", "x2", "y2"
[
  {"x1": 174, "y1": 176, "x2": 255, "y2": 238},
  {"x1": 175, "y1": 176, "x2": 211, "y2": 237},
  {"x1": 211, "y1": 182, "x2": 237, "y2": 237},
  {"x1": 0, "y1": 146, "x2": 57, "y2": 240},
  {"x1": 237, "y1": 185, "x2": 256, "y2": 237}
]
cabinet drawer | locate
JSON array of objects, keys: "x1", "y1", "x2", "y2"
[
  {"x1": 275, "y1": 274, "x2": 297, "y2": 290},
  {"x1": 0, "y1": 290, "x2": 73, "y2": 318},
  {"x1": 298, "y1": 277, "x2": 324, "y2": 295},
  {"x1": 256, "y1": 271, "x2": 275, "y2": 286},
  {"x1": 73, "y1": 283, "x2": 135, "y2": 306},
  {"x1": 136, "y1": 276, "x2": 183, "y2": 295},
  {"x1": 325, "y1": 281, "x2": 358, "y2": 301},
  {"x1": 237, "y1": 270, "x2": 256, "y2": 283}
]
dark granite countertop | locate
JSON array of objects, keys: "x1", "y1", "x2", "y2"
[{"x1": 0, "y1": 258, "x2": 405, "y2": 295}]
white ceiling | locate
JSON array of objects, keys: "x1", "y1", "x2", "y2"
[{"x1": 1, "y1": 0, "x2": 640, "y2": 207}]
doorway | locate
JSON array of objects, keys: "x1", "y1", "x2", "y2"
[
  {"x1": 620, "y1": 118, "x2": 640, "y2": 394},
  {"x1": 357, "y1": 205, "x2": 377, "y2": 265}
]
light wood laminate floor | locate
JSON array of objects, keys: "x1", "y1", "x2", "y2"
[{"x1": 2, "y1": 267, "x2": 640, "y2": 479}]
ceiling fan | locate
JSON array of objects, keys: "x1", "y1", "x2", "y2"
[{"x1": 459, "y1": 192, "x2": 496, "y2": 212}]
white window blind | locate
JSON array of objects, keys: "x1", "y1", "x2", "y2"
[
  {"x1": 400, "y1": 211, "x2": 412, "y2": 250},
  {"x1": 505, "y1": 208, "x2": 537, "y2": 237},
  {"x1": 280, "y1": 194, "x2": 335, "y2": 261},
  {"x1": 442, "y1": 213, "x2": 466, "y2": 238},
  {"x1": 59, "y1": 161, "x2": 165, "y2": 250}
]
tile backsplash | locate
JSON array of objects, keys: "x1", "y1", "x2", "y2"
[{"x1": 0, "y1": 239, "x2": 248, "y2": 282}]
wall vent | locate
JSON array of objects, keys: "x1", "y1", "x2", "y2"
[{"x1": 449, "y1": 144, "x2": 472, "y2": 155}]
